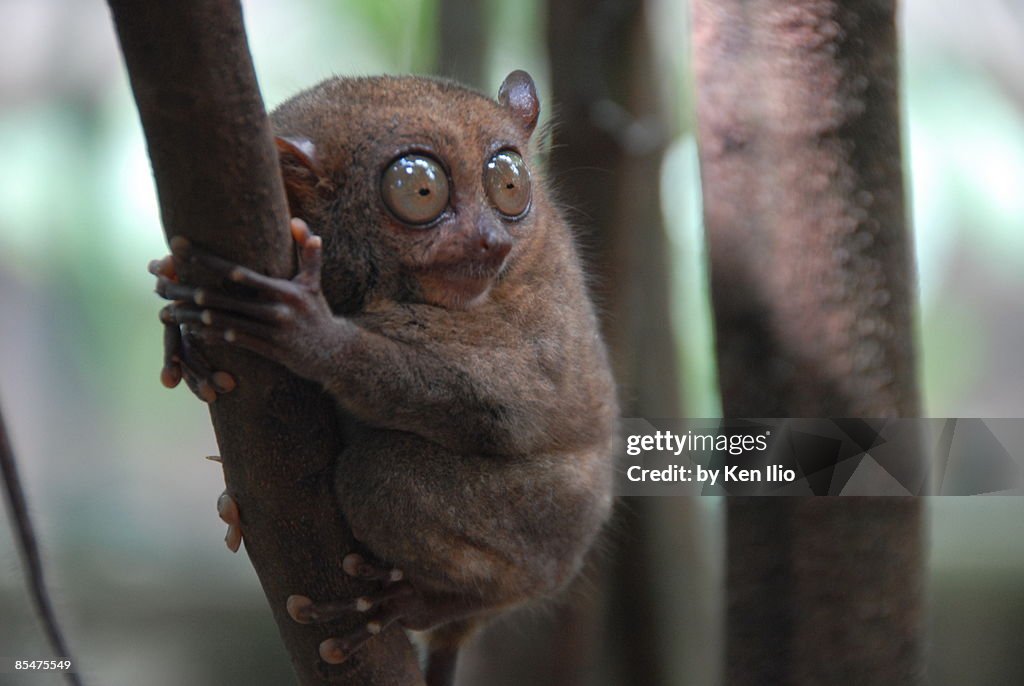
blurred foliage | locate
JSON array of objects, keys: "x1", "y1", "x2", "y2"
[{"x1": 0, "y1": 1, "x2": 1022, "y2": 684}]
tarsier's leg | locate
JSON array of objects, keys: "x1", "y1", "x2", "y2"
[
  {"x1": 213, "y1": 491, "x2": 427, "y2": 665},
  {"x1": 285, "y1": 429, "x2": 598, "y2": 681}
]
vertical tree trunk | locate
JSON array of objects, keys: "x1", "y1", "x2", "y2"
[
  {"x1": 547, "y1": 2, "x2": 684, "y2": 685},
  {"x1": 106, "y1": 2, "x2": 422, "y2": 684},
  {"x1": 692, "y1": 1, "x2": 924, "y2": 683}
]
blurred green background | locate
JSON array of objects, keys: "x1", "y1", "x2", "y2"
[{"x1": 1, "y1": 0, "x2": 1022, "y2": 684}]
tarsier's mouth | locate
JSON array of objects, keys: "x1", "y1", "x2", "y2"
[
  {"x1": 421, "y1": 252, "x2": 509, "y2": 284},
  {"x1": 438, "y1": 267, "x2": 498, "y2": 299},
  {"x1": 415, "y1": 259, "x2": 508, "y2": 309}
]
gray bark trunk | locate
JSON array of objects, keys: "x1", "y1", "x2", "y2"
[
  {"x1": 107, "y1": 2, "x2": 423, "y2": 683},
  {"x1": 692, "y1": 1, "x2": 925, "y2": 683}
]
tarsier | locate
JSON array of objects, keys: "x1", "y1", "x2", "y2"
[{"x1": 151, "y1": 70, "x2": 616, "y2": 685}]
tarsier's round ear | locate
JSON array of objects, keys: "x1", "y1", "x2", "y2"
[
  {"x1": 275, "y1": 136, "x2": 329, "y2": 215},
  {"x1": 498, "y1": 70, "x2": 540, "y2": 137}
]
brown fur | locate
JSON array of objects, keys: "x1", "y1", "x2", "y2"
[{"x1": 273, "y1": 73, "x2": 617, "y2": 676}]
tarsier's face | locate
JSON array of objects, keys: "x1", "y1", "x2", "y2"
[
  {"x1": 377, "y1": 144, "x2": 533, "y2": 309},
  {"x1": 272, "y1": 71, "x2": 543, "y2": 311}
]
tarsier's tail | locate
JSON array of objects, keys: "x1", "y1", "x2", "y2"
[
  {"x1": 425, "y1": 618, "x2": 479, "y2": 686},
  {"x1": 0, "y1": 405, "x2": 83, "y2": 686}
]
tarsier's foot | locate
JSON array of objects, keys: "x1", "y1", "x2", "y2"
[
  {"x1": 150, "y1": 250, "x2": 236, "y2": 403},
  {"x1": 216, "y1": 491, "x2": 243, "y2": 553},
  {"x1": 218, "y1": 488, "x2": 411, "y2": 651},
  {"x1": 287, "y1": 552, "x2": 411, "y2": 665}
]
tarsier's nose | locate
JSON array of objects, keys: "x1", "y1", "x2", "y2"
[{"x1": 475, "y1": 222, "x2": 513, "y2": 262}]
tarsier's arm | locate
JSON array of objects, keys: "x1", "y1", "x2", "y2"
[{"x1": 158, "y1": 225, "x2": 579, "y2": 456}]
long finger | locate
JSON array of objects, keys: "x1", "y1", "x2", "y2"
[
  {"x1": 191, "y1": 326, "x2": 280, "y2": 361},
  {"x1": 155, "y1": 275, "x2": 198, "y2": 302},
  {"x1": 166, "y1": 305, "x2": 277, "y2": 342},
  {"x1": 159, "y1": 309, "x2": 183, "y2": 389},
  {"x1": 187, "y1": 253, "x2": 303, "y2": 303},
  {"x1": 291, "y1": 218, "x2": 323, "y2": 288},
  {"x1": 158, "y1": 312, "x2": 228, "y2": 402},
  {"x1": 193, "y1": 288, "x2": 295, "y2": 324}
]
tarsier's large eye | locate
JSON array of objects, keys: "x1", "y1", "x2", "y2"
[
  {"x1": 484, "y1": 150, "x2": 531, "y2": 218},
  {"x1": 381, "y1": 154, "x2": 450, "y2": 225}
]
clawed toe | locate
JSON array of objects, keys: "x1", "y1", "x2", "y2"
[
  {"x1": 216, "y1": 492, "x2": 243, "y2": 552},
  {"x1": 292, "y1": 591, "x2": 412, "y2": 664},
  {"x1": 286, "y1": 560, "x2": 417, "y2": 665},
  {"x1": 286, "y1": 582, "x2": 414, "y2": 624},
  {"x1": 319, "y1": 637, "x2": 347, "y2": 664},
  {"x1": 286, "y1": 594, "x2": 315, "y2": 623},
  {"x1": 317, "y1": 601, "x2": 407, "y2": 663}
]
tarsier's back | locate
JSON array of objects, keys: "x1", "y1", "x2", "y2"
[{"x1": 157, "y1": 71, "x2": 616, "y2": 686}]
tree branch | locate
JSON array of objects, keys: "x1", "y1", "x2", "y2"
[
  {"x1": 106, "y1": 1, "x2": 422, "y2": 683},
  {"x1": 1, "y1": 403, "x2": 82, "y2": 686},
  {"x1": 693, "y1": 0, "x2": 924, "y2": 682}
]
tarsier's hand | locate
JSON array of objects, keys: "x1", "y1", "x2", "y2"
[
  {"x1": 150, "y1": 255, "x2": 236, "y2": 403},
  {"x1": 155, "y1": 218, "x2": 344, "y2": 385}
]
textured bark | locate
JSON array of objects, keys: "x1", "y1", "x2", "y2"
[
  {"x1": 725, "y1": 498, "x2": 923, "y2": 684},
  {"x1": 692, "y1": 1, "x2": 924, "y2": 684},
  {"x1": 106, "y1": 2, "x2": 423, "y2": 684},
  {"x1": 694, "y1": 0, "x2": 917, "y2": 418}
]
